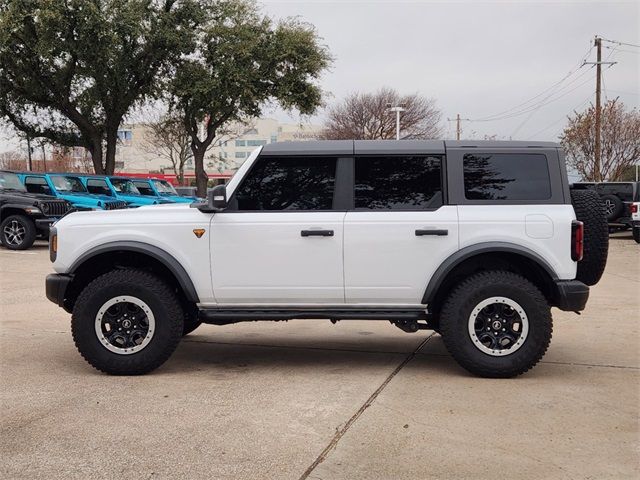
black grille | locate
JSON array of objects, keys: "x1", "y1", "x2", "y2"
[
  {"x1": 104, "y1": 200, "x2": 127, "y2": 210},
  {"x1": 40, "y1": 201, "x2": 71, "y2": 217}
]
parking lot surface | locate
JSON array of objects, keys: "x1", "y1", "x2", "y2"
[{"x1": 1, "y1": 235, "x2": 638, "y2": 479}]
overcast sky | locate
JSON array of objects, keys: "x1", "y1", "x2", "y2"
[
  {"x1": 1, "y1": 0, "x2": 638, "y2": 151},
  {"x1": 261, "y1": 0, "x2": 639, "y2": 141}
]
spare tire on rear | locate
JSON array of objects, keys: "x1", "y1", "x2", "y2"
[{"x1": 570, "y1": 189, "x2": 609, "y2": 286}]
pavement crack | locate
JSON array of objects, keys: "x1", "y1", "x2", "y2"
[{"x1": 298, "y1": 333, "x2": 436, "y2": 480}]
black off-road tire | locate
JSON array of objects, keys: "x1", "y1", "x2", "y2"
[
  {"x1": 439, "y1": 271, "x2": 552, "y2": 378},
  {"x1": 0, "y1": 214, "x2": 36, "y2": 250},
  {"x1": 633, "y1": 226, "x2": 640, "y2": 244},
  {"x1": 71, "y1": 269, "x2": 184, "y2": 375},
  {"x1": 570, "y1": 189, "x2": 609, "y2": 286}
]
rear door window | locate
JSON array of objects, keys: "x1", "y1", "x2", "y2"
[
  {"x1": 354, "y1": 156, "x2": 443, "y2": 210},
  {"x1": 463, "y1": 153, "x2": 551, "y2": 200},
  {"x1": 133, "y1": 181, "x2": 155, "y2": 196}
]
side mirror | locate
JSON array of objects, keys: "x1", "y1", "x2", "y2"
[{"x1": 208, "y1": 184, "x2": 227, "y2": 211}]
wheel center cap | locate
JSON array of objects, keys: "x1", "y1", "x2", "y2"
[
  {"x1": 492, "y1": 320, "x2": 502, "y2": 330},
  {"x1": 122, "y1": 319, "x2": 132, "y2": 329}
]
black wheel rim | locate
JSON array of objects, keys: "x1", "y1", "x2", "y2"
[
  {"x1": 95, "y1": 296, "x2": 155, "y2": 355},
  {"x1": 468, "y1": 297, "x2": 528, "y2": 356}
]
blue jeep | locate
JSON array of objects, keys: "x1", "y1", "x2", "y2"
[
  {"x1": 129, "y1": 178, "x2": 199, "y2": 204},
  {"x1": 18, "y1": 173, "x2": 128, "y2": 211},
  {"x1": 79, "y1": 175, "x2": 175, "y2": 207}
]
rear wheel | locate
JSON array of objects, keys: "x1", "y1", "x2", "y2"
[
  {"x1": 72, "y1": 269, "x2": 184, "y2": 375},
  {"x1": 439, "y1": 271, "x2": 552, "y2": 378},
  {"x1": 571, "y1": 189, "x2": 609, "y2": 286},
  {"x1": 633, "y1": 226, "x2": 640, "y2": 244},
  {"x1": 0, "y1": 215, "x2": 36, "y2": 250}
]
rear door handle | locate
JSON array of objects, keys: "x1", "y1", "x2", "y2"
[
  {"x1": 415, "y1": 229, "x2": 448, "y2": 236},
  {"x1": 301, "y1": 229, "x2": 334, "y2": 237}
]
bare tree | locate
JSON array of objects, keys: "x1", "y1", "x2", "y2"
[
  {"x1": 142, "y1": 114, "x2": 193, "y2": 185},
  {"x1": 321, "y1": 87, "x2": 442, "y2": 140},
  {"x1": 561, "y1": 99, "x2": 640, "y2": 181}
]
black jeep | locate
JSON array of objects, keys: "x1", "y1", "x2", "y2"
[
  {"x1": 0, "y1": 170, "x2": 72, "y2": 250},
  {"x1": 571, "y1": 182, "x2": 639, "y2": 231}
]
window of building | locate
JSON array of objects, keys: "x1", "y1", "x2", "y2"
[
  {"x1": 463, "y1": 153, "x2": 551, "y2": 200},
  {"x1": 234, "y1": 156, "x2": 337, "y2": 210},
  {"x1": 246, "y1": 139, "x2": 267, "y2": 147},
  {"x1": 354, "y1": 156, "x2": 443, "y2": 210},
  {"x1": 117, "y1": 130, "x2": 133, "y2": 143},
  {"x1": 235, "y1": 152, "x2": 246, "y2": 159},
  {"x1": 270, "y1": 134, "x2": 278, "y2": 143},
  {"x1": 235, "y1": 140, "x2": 246, "y2": 147}
]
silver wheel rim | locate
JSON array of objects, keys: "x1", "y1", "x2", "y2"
[
  {"x1": 604, "y1": 199, "x2": 615, "y2": 215},
  {"x1": 3, "y1": 220, "x2": 26, "y2": 245},
  {"x1": 468, "y1": 296, "x2": 529, "y2": 356},
  {"x1": 95, "y1": 296, "x2": 155, "y2": 355}
]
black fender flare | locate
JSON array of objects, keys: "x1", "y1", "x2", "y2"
[
  {"x1": 422, "y1": 242, "x2": 559, "y2": 304},
  {"x1": 69, "y1": 241, "x2": 200, "y2": 303}
]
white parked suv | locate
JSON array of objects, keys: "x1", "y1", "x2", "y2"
[{"x1": 46, "y1": 141, "x2": 609, "y2": 377}]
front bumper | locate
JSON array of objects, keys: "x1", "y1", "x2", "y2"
[
  {"x1": 554, "y1": 280, "x2": 589, "y2": 312},
  {"x1": 45, "y1": 274, "x2": 73, "y2": 311}
]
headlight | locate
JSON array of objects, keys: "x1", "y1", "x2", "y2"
[{"x1": 40, "y1": 203, "x2": 49, "y2": 214}]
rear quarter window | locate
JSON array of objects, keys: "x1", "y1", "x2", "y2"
[{"x1": 463, "y1": 153, "x2": 551, "y2": 201}]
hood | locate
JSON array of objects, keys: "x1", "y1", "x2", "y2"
[
  {"x1": 0, "y1": 189, "x2": 63, "y2": 204},
  {"x1": 56, "y1": 202, "x2": 198, "y2": 227}
]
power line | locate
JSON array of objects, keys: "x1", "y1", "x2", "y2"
[
  {"x1": 471, "y1": 43, "x2": 595, "y2": 122},
  {"x1": 525, "y1": 95, "x2": 592, "y2": 140},
  {"x1": 603, "y1": 45, "x2": 640, "y2": 55},
  {"x1": 474, "y1": 68, "x2": 596, "y2": 123},
  {"x1": 600, "y1": 37, "x2": 640, "y2": 49}
]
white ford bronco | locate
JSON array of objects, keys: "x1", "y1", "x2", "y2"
[{"x1": 46, "y1": 140, "x2": 609, "y2": 377}]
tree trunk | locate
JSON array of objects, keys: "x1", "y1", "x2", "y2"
[
  {"x1": 193, "y1": 147, "x2": 208, "y2": 197},
  {"x1": 104, "y1": 128, "x2": 119, "y2": 175},
  {"x1": 88, "y1": 139, "x2": 105, "y2": 174}
]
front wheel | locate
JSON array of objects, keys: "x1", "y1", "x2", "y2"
[
  {"x1": 1, "y1": 215, "x2": 36, "y2": 250},
  {"x1": 439, "y1": 271, "x2": 552, "y2": 378},
  {"x1": 71, "y1": 269, "x2": 184, "y2": 375}
]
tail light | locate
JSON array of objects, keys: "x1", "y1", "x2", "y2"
[
  {"x1": 631, "y1": 203, "x2": 638, "y2": 214},
  {"x1": 571, "y1": 220, "x2": 584, "y2": 262},
  {"x1": 49, "y1": 227, "x2": 57, "y2": 262}
]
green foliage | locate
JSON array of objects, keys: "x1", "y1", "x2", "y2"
[
  {"x1": 0, "y1": 0, "x2": 201, "y2": 173},
  {"x1": 170, "y1": 0, "x2": 332, "y2": 195}
]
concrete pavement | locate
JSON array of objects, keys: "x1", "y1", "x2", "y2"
[{"x1": 1, "y1": 235, "x2": 638, "y2": 479}]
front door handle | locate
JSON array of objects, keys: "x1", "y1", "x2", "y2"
[
  {"x1": 415, "y1": 229, "x2": 448, "y2": 236},
  {"x1": 301, "y1": 229, "x2": 334, "y2": 237}
]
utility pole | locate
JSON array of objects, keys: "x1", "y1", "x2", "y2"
[
  {"x1": 594, "y1": 36, "x2": 602, "y2": 182},
  {"x1": 446, "y1": 114, "x2": 470, "y2": 140},
  {"x1": 584, "y1": 36, "x2": 616, "y2": 182}
]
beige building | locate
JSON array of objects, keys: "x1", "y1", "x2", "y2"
[{"x1": 115, "y1": 118, "x2": 323, "y2": 174}]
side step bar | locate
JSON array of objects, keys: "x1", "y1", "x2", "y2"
[{"x1": 199, "y1": 307, "x2": 428, "y2": 324}]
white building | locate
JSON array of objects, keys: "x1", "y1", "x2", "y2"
[{"x1": 115, "y1": 118, "x2": 323, "y2": 174}]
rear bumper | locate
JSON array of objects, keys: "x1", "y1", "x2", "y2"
[
  {"x1": 554, "y1": 280, "x2": 589, "y2": 312},
  {"x1": 45, "y1": 273, "x2": 73, "y2": 311}
]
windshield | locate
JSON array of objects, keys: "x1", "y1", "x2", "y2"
[
  {"x1": 153, "y1": 179, "x2": 178, "y2": 195},
  {"x1": 132, "y1": 181, "x2": 155, "y2": 196},
  {"x1": 110, "y1": 178, "x2": 141, "y2": 195},
  {"x1": 0, "y1": 172, "x2": 27, "y2": 192},
  {"x1": 51, "y1": 176, "x2": 87, "y2": 193}
]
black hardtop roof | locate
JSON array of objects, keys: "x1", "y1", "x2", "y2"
[{"x1": 260, "y1": 140, "x2": 559, "y2": 156}]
